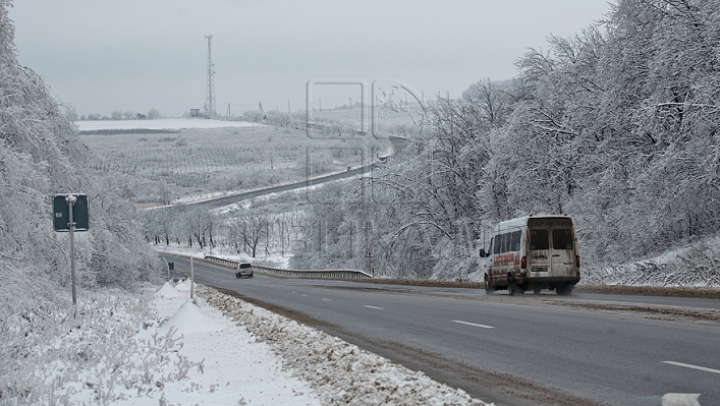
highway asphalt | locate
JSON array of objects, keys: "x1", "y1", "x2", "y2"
[{"x1": 163, "y1": 255, "x2": 720, "y2": 406}]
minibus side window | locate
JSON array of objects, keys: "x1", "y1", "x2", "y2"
[
  {"x1": 552, "y1": 229, "x2": 574, "y2": 250},
  {"x1": 510, "y1": 231, "x2": 521, "y2": 252},
  {"x1": 529, "y1": 230, "x2": 549, "y2": 250},
  {"x1": 502, "y1": 232, "x2": 511, "y2": 253},
  {"x1": 493, "y1": 234, "x2": 502, "y2": 255}
]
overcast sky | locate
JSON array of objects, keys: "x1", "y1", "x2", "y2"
[{"x1": 10, "y1": 0, "x2": 612, "y2": 118}]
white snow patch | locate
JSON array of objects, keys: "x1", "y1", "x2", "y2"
[
  {"x1": 115, "y1": 283, "x2": 322, "y2": 405},
  {"x1": 174, "y1": 278, "x2": 192, "y2": 291},
  {"x1": 154, "y1": 281, "x2": 181, "y2": 298},
  {"x1": 159, "y1": 299, "x2": 224, "y2": 334}
]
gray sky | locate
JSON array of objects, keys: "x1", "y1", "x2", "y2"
[{"x1": 10, "y1": 0, "x2": 612, "y2": 118}]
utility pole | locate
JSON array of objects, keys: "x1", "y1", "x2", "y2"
[{"x1": 204, "y1": 35, "x2": 216, "y2": 117}]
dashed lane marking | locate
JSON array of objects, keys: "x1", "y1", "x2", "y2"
[
  {"x1": 453, "y1": 320, "x2": 495, "y2": 329},
  {"x1": 363, "y1": 305, "x2": 384, "y2": 310},
  {"x1": 322, "y1": 298, "x2": 332, "y2": 301},
  {"x1": 662, "y1": 361, "x2": 720, "y2": 375}
]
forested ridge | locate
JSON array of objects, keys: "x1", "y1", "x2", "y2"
[
  {"x1": 0, "y1": 0, "x2": 161, "y2": 311},
  {"x1": 292, "y1": 0, "x2": 720, "y2": 284}
]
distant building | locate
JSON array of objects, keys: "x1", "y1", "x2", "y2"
[{"x1": 190, "y1": 109, "x2": 200, "y2": 117}]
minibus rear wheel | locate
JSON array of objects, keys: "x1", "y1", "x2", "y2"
[{"x1": 507, "y1": 275, "x2": 517, "y2": 296}]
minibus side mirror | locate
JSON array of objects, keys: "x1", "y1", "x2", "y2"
[{"x1": 479, "y1": 248, "x2": 487, "y2": 258}]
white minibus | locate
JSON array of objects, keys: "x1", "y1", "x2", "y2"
[{"x1": 480, "y1": 215, "x2": 580, "y2": 295}]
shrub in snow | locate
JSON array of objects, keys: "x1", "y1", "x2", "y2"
[{"x1": 0, "y1": 287, "x2": 204, "y2": 404}]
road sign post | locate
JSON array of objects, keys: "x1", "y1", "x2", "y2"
[
  {"x1": 163, "y1": 257, "x2": 170, "y2": 281},
  {"x1": 68, "y1": 195, "x2": 77, "y2": 306},
  {"x1": 365, "y1": 249, "x2": 375, "y2": 276},
  {"x1": 53, "y1": 194, "x2": 89, "y2": 309}
]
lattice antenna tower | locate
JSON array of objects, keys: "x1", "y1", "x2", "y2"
[{"x1": 204, "y1": 35, "x2": 216, "y2": 117}]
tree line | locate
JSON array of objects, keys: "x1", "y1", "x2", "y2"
[
  {"x1": 0, "y1": 0, "x2": 162, "y2": 304},
  {"x1": 291, "y1": 0, "x2": 720, "y2": 280},
  {"x1": 79, "y1": 108, "x2": 162, "y2": 121},
  {"x1": 141, "y1": 207, "x2": 301, "y2": 260}
]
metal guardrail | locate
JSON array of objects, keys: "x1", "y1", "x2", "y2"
[
  {"x1": 201, "y1": 255, "x2": 371, "y2": 279},
  {"x1": 253, "y1": 265, "x2": 372, "y2": 279},
  {"x1": 203, "y1": 255, "x2": 238, "y2": 269}
]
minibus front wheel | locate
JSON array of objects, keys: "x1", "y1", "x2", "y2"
[{"x1": 484, "y1": 274, "x2": 494, "y2": 295}]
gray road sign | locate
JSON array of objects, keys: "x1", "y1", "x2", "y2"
[{"x1": 53, "y1": 194, "x2": 89, "y2": 232}]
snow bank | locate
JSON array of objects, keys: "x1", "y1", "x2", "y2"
[
  {"x1": 155, "y1": 281, "x2": 182, "y2": 298},
  {"x1": 160, "y1": 299, "x2": 224, "y2": 334},
  {"x1": 76, "y1": 118, "x2": 262, "y2": 131},
  {"x1": 140, "y1": 283, "x2": 322, "y2": 406},
  {"x1": 200, "y1": 286, "x2": 489, "y2": 406},
  {"x1": 174, "y1": 278, "x2": 192, "y2": 291}
]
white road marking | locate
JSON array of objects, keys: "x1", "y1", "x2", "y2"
[
  {"x1": 322, "y1": 298, "x2": 332, "y2": 301},
  {"x1": 662, "y1": 393, "x2": 701, "y2": 406},
  {"x1": 302, "y1": 294, "x2": 308, "y2": 297},
  {"x1": 363, "y1": 305, "x2": 384, "y2": 310},
  {"x1": 662, "y1": 361, "x2": 720, "y2": 375},
  {"x1": 453, "y1": 320, "x2": 495, "y2": 329}
]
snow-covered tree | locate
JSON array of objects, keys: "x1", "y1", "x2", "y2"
[
  {"x1": 293, "y1": 0, "x2": 720, "y2": 281},
  {"x1": 0, "y1": 0, "x2": 162, "y2": 305}
]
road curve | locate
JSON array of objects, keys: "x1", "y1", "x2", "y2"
[
  {"x1": 163, "y1": 254, "x2": 720, "y2": 406},
  {"x1": 172, "y1": 136, "x2": 410, "y2": 210}
]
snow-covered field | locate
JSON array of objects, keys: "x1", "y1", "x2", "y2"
[
  {"x1": 79, "y1": 119, "x2": 391, "y2": 206},
  {"x1": 0, "y1": 281, "x2": 489, "y2": 405},
  {"x1": 76, "y1": 118, "x2": 262, "y2": 132}
]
